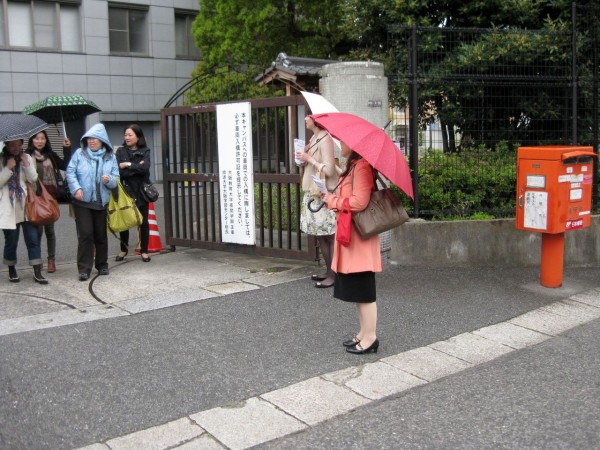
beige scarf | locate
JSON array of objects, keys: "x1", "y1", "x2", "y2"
[{"x1": 34, "y1": 150, "x2": 56, "y2": 187}]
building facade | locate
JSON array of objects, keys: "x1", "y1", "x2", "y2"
[{"x1": 0, "y1": 0, "x2": 201, "y2": 180}]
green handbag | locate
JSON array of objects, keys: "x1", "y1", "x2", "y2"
[{"x1": 107, "y1": 180, "x2": 142, "y2": 233}]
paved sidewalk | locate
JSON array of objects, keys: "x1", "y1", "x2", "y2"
[{"x1": 0, "y1": 248, "x2": 316, "y2": 336}]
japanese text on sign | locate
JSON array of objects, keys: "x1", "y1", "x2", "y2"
[{"x1": 217, "y1": 102, "x2": 256, "y2": 245}]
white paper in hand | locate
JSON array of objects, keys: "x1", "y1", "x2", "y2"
[
  {"x1": 294, "y1": 139, "x2": 305, "y2": 165},
  {"x1": 311, "y1": 175, "x2": 328, "y2": 194}
]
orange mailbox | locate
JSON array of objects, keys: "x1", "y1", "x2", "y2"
[{"x1": 516, "y1": 145, "x2": 596, "y2": 287}]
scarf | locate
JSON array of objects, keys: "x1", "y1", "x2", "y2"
[
  {"x1": 86, "y1": 147, "x2": 107, "y2": 202},
  {"x1": 33, "y1": 150, "x2": 56, "y2": 187},
  {"x1": 7, "y1": 160, "x2": 24, "y2": 207}
]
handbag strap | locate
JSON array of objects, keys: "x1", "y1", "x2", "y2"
[
  {"x1": 306, "y1": 132, "x2": 330, "y2": 157},
  {"x1": 330, "y1": 161, "x2": 379, "y2": 209},
  {"x1": 331, "y1": 163, "x2": 355, "y2": 194},
  {"x1": 299, "y1": 133, "x2": 328, "y2": 179},
  {"x1": 340, "y1": 197, "x2": 350, "y2": 212},
  {"x1": 374, "y1": 171, "x2": 389, "y2": 191}
]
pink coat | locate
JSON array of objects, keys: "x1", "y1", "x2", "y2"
[{"x1": 326, "y1": 158, "x2": 382, "y2": 274}]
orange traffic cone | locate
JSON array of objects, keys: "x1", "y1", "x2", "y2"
[{"x1": 146, "y1": 202, "x2": 164, "y2": 253}]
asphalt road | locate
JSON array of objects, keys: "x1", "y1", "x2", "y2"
[
  {"x1": 1, "y1": 262, "x2": 599, "y2": 449},
  {"x1": 259, "y1": 318, "x2": 600, "y2": 449}
]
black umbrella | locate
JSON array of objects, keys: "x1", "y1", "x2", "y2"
[{"x1": 0, "y1": 114, "x2": 48, "y2": 142}]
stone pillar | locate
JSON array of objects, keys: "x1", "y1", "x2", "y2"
[
  {"x1": 319, "y1": 61, "x2": 393, "y2": 260},
  {"x1": 319, "y1": 61, "x2": 388, "y2": 129}
]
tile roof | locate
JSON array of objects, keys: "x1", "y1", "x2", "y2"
[{"x1": 255, "y1": 52, "x2": 335, "y2": 83}]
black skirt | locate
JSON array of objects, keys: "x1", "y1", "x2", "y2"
[{"x1": 333, "y1": 271, "x2": 376, "y2": 303}]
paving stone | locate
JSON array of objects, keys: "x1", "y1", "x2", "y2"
[
  {"x1": 472, "y1": 321, "x2": 551, "y2": 349},
  {"x1": 95, "y1": 259, "x2": 246, "y2": 302},
  {"x1": 428, "y1": 332, "x2": 513, "y2": 364},
  {"x1": 381, "y1": 346, "x2": 472, "y2": 381},
  {"x1": 190, "y1": 397, "x2": 306, "y2": 450},
  {"x1": 0, "y1": 305, "x2": 128, "y2": 336},
  {"x1": 323, "y1": 362, "x2": 426, "y2": 400},
  {"x1": 204, "y1": 281, "x2": 260, "y2": 295},
  {"x1": 540, "y1": 299, "x2": 600, "y2": 322},
  {"x1": 170, "y1": 433, "x2": 225, "y2": 449},
  {"x1": 117, "y1": 289, "x2": 219, "y2": 314},
  {"x1": 569, "y1": 288, "x2": 600, "y2": 308},
  {"x1": 0, "y1": 293, "x2": 68, "y2": 320},
  {"x1": 245, "y1": 266, "x2": 314, "y2": 287},
  {"x1": 509, "y1": 308, "x2": 586, "y2": 336},
  {"x1": 75, "y1": 444, "x2": 110, "y2": 450},
  {"x1": 106, "y1": 417, "x2": 205, "y2": 450},
  {"x1": 261, "y1": 376, "x2": 370, "y2": 426}
]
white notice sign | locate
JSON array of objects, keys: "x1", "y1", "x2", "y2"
[
  {"x1": 217, "y1": 102, "x2": 256, "y2": 245},
  {"x1": 523, "y1": 191, "x2": 548, "y2": 230}
]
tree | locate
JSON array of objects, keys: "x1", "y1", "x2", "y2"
[
  {"x1": 186, "y1": 0, "x2": 598, "y2": 150},
  {"x1": 341, "y1": 0, "x2": 594, "y2": 151},
  {"x1": 188, "y1": 0, "x2": 348, "y2": 103}
]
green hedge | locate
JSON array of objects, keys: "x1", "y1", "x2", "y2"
[
  {"x1": 253, "y1": 142, "x2": 521, "y2": 225},
  {"x1": 408, "y1": 142, "x2": 517, "y2": 220},
  {"x1": 254, "y1": 183, "x2": 300, "y2": 231}
]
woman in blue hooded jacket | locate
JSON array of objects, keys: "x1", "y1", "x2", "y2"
[{"x1": 66, "y1": 123, "x2": 119, "y2": 281}]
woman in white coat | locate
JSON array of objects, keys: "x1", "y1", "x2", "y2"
[{"x1": 0, "y1": 139, "x2": 48, "y2": 284}]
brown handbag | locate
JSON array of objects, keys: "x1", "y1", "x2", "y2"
[
  {"x1": 352, "y1": 173, "x2": 409, "y2": 238},
  {"x1": 26, "y1": 181, "x2": 60, "y2": 226}
]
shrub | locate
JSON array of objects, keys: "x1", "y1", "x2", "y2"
[
  {"x1": 254, "y1": 183, "x2": 300, "y2": 231},
  {"x1": 412, "y1": 142, "x2": 517, "y2": 219}
]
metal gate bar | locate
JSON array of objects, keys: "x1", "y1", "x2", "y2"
[{"x1": 161, "y1": 96, "x2": 317, "y2": 261}]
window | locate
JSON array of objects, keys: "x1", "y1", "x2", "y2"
[
  {"x1": 175, "y1": 11, "x2": 200, "y2": 59},
  {"x1": 1, "y1": 0, "x2": 81, "y2": 51},
  {"x1": 109, "y1": 4, "x2": 148, "y2": 55}
]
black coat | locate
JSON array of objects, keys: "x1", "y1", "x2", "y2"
[{"x1": 116, "y1": 145, "x2": 152, "y2": 207}]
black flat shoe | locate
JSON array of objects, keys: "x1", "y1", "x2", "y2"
[
  {"x1": 343, "y1": 337, "x2": 361, "y2": 347},
  {"x1": 115, "y1": 251, "x2": 127, "y2": 261},
  {"x1": 346, "y1": 339, "x2": 379, "y2": 354},
  {"x1": 99, "y1": 267, "x2": 109, "y2": 276},
  {"x1": 141, "y1": 253, "x2": 151, "y2": 262},
  {"x1": 315, "y1": 281, "x2": 334, "y2": 288},
  {"x1": 8, "y1": 266, "x2": 19, "y2": 283},
  {"x1": 311, "y1": 274, "x2": 327, "y2": 281},
  {"x1": 79, "y1": 273, "x2": 89, "y2": 281}
]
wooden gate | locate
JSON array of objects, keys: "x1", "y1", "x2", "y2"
[{"x1": 160, "y1": 95, "x2": 317, "y2": 260}]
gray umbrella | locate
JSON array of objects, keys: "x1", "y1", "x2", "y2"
[{"x1": 0, "y1": 114, "x2": 48, "y2": 142}]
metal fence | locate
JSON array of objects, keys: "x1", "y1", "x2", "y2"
[
  {"x1": 388, "y1": 3, "x2": 599, "y2": 219},
  {"x1": 161, "y1": 96, "x2": 318, "y2": 261}
]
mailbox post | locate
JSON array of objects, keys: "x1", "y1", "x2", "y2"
[{"x1": 516, "y1": 146, "x2": 596, "y2": 287}]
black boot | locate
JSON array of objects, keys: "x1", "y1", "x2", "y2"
[
  {"x1": 33, "y1": 264, "x2": 48, "y2": 285},
  {"x1": 8, "y1": 265, "x2": 19, "y2": 283}
]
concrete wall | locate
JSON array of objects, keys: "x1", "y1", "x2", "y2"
[{"x1": 388, "y1": 216, "x2": 600, "y2": 268}]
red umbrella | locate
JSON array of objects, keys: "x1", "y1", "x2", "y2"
[{"x1": 310, "y1": 112, "x2": 414, "y2": 199}]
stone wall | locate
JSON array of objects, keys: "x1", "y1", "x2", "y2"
[{"x1": 388, "y1": 216, "x2": 600, "y2": 268}]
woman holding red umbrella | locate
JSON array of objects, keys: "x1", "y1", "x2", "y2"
[{"x1": 322, "y1": 141, "x2": 382, "y2": 354}]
